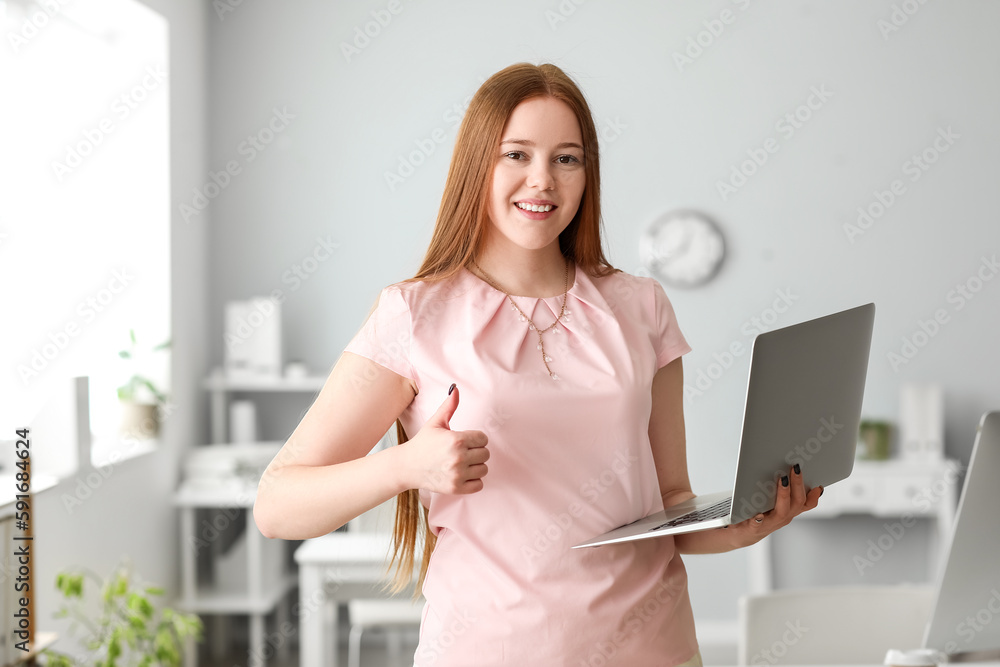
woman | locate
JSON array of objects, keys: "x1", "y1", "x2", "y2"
[{"x1": 254, "y1": 62, "x2": 821, "y2": 666}]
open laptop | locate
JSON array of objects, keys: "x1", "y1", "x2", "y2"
[
  {"x1": 923, "y1": 411, "x2": 1000, "y2": 658},
  {"x1": 573, "y1": 302, "x2": 875, "y2": 549}
]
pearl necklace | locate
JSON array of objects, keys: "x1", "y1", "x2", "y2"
[{"x1": 471, "y1": 257, "x2": 571, "y2": 380}]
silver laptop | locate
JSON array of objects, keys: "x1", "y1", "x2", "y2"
[
  {"x1": 573, "y1": 302, "x2": 875, "y2": 549},
  {"x1": 923, "y1": 411, "x2": 1000, "y2": 658}
]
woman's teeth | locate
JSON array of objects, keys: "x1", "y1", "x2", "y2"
[{"x1": 516, "y1": 202, "x2": 553, "y2": 212}]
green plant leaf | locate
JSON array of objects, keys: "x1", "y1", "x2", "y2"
[
  {"x1": 128, "y1": 592, "x2": 155, "y2": 619},
  {"x1": 56, "y1": 572, "x2": 85, "y2": 598},
  {"x1": 122, "y1": 623, "x2": 139, "y2": 648},
  {"x1": 103, "y1": 573, "x2": 127, "y2": 602},
  {"x1": 139, "y1": 377, "x2": 167, "y2": 404},
  {"x1": 154, "y1": 627, "x2": 180, "y2": 666},
  {"x1": 108, "y1": 627, "x2": 122, "y2": 660},
  {"x1": 41, "y1": 649, "x2": 75, "y2": 667}
]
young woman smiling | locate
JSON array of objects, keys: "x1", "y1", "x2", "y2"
[{"x1": 254, "y1": 62, "x2": 820, "y2": 666}]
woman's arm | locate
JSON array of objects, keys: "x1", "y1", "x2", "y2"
[
  {"x1": 647, "y1": 358, "x2": 822, "y2": 555},
  {"x1": 253, "y1": 352, "x2": 489, "y2": 539}
]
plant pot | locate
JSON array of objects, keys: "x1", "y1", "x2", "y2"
[{"x1": 119, "y1": 402, "x2": 160, "y2": 440}]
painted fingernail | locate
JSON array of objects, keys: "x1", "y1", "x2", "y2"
[
  {"x1": 782, "y1": 475, "x2": 789, "y2": 487},
  {"x1": 793, "y1": 463, "x2": 801, "y2": 475},
  {"x1": 448, "y1": 383, "x2": 456, "y2": 395}
]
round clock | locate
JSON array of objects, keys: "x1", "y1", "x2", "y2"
[{"x1": 640, "y1": 209, "x2": 726, "y2": 288}]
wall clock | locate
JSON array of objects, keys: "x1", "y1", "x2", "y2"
[{"x1": 640, "y1": 209, "x2": 726, "y2": 288}]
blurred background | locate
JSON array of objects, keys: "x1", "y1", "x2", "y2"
[{"x1": 2, "y1": 0, "x2": 998, "y2": 665}]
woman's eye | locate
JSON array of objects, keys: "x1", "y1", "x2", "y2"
[
  {"x1": 504, "y1": 151, "x2": 527, "y2": 160},
  {"x1": 556, "y1": 154, "x2": 581, "y2": 165}
]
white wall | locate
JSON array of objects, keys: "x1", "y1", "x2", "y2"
[
  {"x1": 31, "y1": 0, "x2": 209, "y2": 658},
  {"x1": 205, "y1": 0, "x2": 1000, "y2": 623}
]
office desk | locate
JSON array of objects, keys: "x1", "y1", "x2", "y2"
[{"x1": 294, "y1": 532, "x2": 418, "y2": 667}]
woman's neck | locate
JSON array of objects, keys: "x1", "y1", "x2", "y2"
[{"x1": 472, "y1": 243, "x2": 574, "y2": 299}]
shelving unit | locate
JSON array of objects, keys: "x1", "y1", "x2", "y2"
[
  {"x1": 177, "y1": 370, "x2": 327, "y2": 667},
  {"x1": 175, "y1": 473, "x2": 295, "y2": 667},
  {"x1": 202, "y1": 367, "x2": 326, "y2": 443}
]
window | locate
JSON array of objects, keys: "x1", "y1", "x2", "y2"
[{"x1": 1, "y1": 0, "x2": 170, "y2": 474}]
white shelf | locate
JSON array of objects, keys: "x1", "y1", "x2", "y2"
[
  {"x1": 178, "y1": 573, "x2": 297, "y2": 615},
  {"x1": 3, "y1": 630, "x2": 57, "y2": 666},
  {"x1": 90, "y1": 434, "x2": 159, "y2": 468},
  {"x1": 174, "y1": 479, "x2": 259, "y2": 508},
  {"x1": 0, "y1": 475, "x2": 59, "y2": 515},
  {"x1": 203, "y1": 373, "x2": 325, "y2": 392}
]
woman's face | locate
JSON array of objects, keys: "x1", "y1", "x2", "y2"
[{"x1": 486, "y1": 96, "x2": 586, "y2": 255}]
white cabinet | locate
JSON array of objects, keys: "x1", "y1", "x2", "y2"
[{"x1": 748, "y1": 458, "x2": 961, "y2": 592}]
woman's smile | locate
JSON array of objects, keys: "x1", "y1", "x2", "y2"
[{"x1": 513, "y1": 198, "x2": 558, "y2": 219}]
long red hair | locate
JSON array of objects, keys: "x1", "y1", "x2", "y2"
[{"x1": 385, "y1": 62, "x2": 620, "y2": 595}]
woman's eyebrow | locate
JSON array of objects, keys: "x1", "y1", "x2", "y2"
[{"x1": 500, "y1": 138, "x2": 584, "y2": 150}]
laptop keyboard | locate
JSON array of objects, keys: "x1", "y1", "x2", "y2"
[{"x1": 649, "y1": 497, "x2": 732, "y2": 532}]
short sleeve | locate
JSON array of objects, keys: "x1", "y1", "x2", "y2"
[
  {"x1": 343, "y1": 285, "x2": 416, "y2": 381},
  {"x1": 650, "y1": 279, "x2": 692, "y2": 369}
]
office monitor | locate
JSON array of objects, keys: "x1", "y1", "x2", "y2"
[{"x1": 923, "y1": 411, "x2": 1000, "y2": 659}]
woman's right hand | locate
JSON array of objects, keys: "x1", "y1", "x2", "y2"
[{"x1": 402, "y1": 384, "x2": 490, "y2": 494}]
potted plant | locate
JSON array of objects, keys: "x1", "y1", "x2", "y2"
[
  {"x1": 42, "y1": 561, "x2": 202, "y2": 666},
  {"x1": 858, "y1": 419, "x2": 893, "y2": 460},
  {"x1": 117, "y1": 328, "x2": 170, "y2": 439}
]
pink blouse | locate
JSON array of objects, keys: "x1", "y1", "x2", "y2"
[{"x1": 344, "y1": 264, "x2": 699, "y2": 666}]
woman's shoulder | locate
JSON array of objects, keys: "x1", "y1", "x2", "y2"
[
  {"x1": 586, "y1": 265, "x2": 652, "y2": 286},
  {"x1": 379, "y1": 271, "x2": 475, "y2": 311},
  {"x1": 586, "y1": 266, "x2": 662, "y2": 311}
]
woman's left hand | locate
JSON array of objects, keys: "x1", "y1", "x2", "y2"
[{"x1": 726, "y1": 463, "x2": 823, "y2": 545}]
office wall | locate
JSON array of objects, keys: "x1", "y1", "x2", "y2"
[{"x1": 205, "y1": 0, "x2": 1000, "y2": 621}]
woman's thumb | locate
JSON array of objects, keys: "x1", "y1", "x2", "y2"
[{"x1": 428, "y1": 383, "x2": 459, "y2": 429}]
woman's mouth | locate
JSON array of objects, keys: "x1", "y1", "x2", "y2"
[
  {"x1": 515, "y1": 202, "x2": 555, "y2": 213},
  {"x1": 514, "y1": 200, "x2": 557, "y2": 219}
]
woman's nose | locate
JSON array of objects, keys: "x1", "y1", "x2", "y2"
[{"x1": 525, "y1": 162, "x2": 556, "y2": 190}]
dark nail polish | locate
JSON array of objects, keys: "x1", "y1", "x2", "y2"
[
  {"x1": 819, "y1": 486, "x2": 824, "y2": 497},
  {"x1": 794, "y1": 463, "x2": 801, "y2": 475},
  {"x1": 782, "y1": 475, "x2": 789, "y2": 487},
  {"x1": 448, "y1": 383, "x2": 456, "y2": 395}
]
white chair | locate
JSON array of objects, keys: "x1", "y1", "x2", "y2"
[
  {"x1": 738, "y1": 584, "x2": 935, "y2": 665},
  {"x1": 346, "y1": 431, "x2": 425, "y2": 667},
  {"x1": 347, "y1": 597, "x2": 425, "y2": 667}
]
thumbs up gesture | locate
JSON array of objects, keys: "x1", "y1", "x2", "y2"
[{"x1": 404, "y1": 384, "x2": 490, "y2": 494}]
